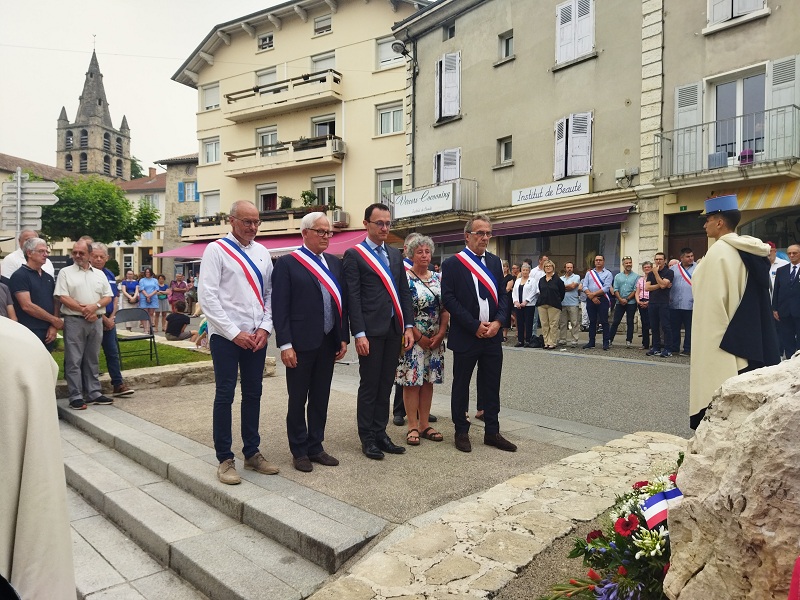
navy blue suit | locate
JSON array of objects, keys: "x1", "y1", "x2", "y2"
[
  {"x1": 772, "y1": 262, "x2": 800, "y2": 359},
  {"x1": 441, "y1": 251, "x2": 509, "y2": 435},
  {"x1": 272, "y1": 251, "x2": 349, "y2": 458}
]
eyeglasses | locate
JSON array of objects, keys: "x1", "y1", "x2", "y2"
[
  {"x1": 309, "y1": 229, "x2": 334, "y2": 238},
  {"x1": 470, "y1": 230, "x2": 493, "y2": 238},
  {"x1": 622, "y1": 256, "x2": 632, "y2": 260},
  {"x1": 368, "y1": 220, "x2": 392, "y2": 229},
  {"x1": 230, "y1": 216, "x2": 262, "y2": 228}
]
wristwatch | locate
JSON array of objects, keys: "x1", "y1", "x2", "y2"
[{"x1": 96, "y1": 302, "x2": 102, "y2": 309}]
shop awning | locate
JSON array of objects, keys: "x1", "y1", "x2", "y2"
[
  {"x1": 736, "y1": 181, "x2": 800, "y2": 211},
  {"x1": 155, "y1": 230, "x2": 368, "y2": 259},
  {"x1": 429, "y1": 205, "x2": 633, "y2": 244}
]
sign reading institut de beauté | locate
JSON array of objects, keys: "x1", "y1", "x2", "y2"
[{"x1": 512, "y1": 175, "x2": 590, "y2": 206}]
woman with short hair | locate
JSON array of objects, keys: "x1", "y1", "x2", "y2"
[{"x1": 537, "y1": 260, "x2": 566, "y2": 349}]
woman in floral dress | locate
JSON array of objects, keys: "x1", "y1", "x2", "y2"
[{"x1": 395, "y1": 235, "x2": 449, "y2": 446}]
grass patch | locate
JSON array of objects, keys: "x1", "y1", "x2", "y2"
[{"x1": 52, "y1": 339, "x2": 211, "y2": 380}]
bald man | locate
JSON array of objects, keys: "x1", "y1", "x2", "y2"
[{"x1": 1, "y1": 229, "x2": 54, "y2": 283}]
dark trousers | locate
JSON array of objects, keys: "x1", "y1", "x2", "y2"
[
  {"x1": 451, "y1": 342, "x2": 502, "y2": 435},
  {"x1": 286, "y1": 334, "x2": 336, "y2": 458},
  {"x1": 670, "y1": 309, "x2": 693, "y2": 353},
  {"x1": 515, "y1": 306, "x2": 536, "y2": 344},
  {"x1": 649, "y1": 304, "x2": 671, "y2": 352},
  {"x1": 356, "y1": 328, "x2": 401, "y2": 444},
  {"x1": 586, "y1": 298, "x2": 610, "y2": 346},
  {"x1": 639, "y1": 306, "x2": 650, "y2": 349},
  {"x1": 778, "y1": 314, "x2": 800, "y2": 359},
  {"x1": 609, "y1": 301, "x2": 637, "y2": 343},
  {"x1": 102, "y1": 326, "x2": 123, "y2": 387},
  {"x1": 209, "y1": 334, "x2": 266, "y2": 463},
  {"x1": 392, "y1": 384, "x2": 405, "y2": 418}
]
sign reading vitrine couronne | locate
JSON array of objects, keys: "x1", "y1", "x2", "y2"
[
  {"x1": 392, "y1": 183, "x2": 453, "y2": 219},
  {"x1": 512, "y1": 175, "x2": 590, "y2": 206}
]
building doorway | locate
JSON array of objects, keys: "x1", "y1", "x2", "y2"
[{"x1": 668, "y1": 212, "x2": 708, "y2": 260}]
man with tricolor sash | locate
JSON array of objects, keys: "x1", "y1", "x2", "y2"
[
  {"x1": 441, "y1": 214, "x2": 517, "y2": 453},
  {"x1": 199, "y1": 200, "x2": 278, "y2": 485},
  {"x1": 272, "y1": 212, "x2": 349, "y2": 473},
  {"x1": 343, "y1": 203, "x2": 414, "y2": 461},
  {"x1": 581, "y1": 255, "x2": 613, "y2": 350},
  {"x1": 669, "y1": 247, "x2": 695, "y2": 356}
]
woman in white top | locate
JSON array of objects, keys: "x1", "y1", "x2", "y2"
[{"x1": 512, "y1": 263, "x2": 538, "y2": 347}]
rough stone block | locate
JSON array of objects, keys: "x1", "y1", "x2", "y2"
[
  {"x1": 642, "y1": 60, "x2": 663, "y2": 79},
  {"x1": 642, "y1": 75, "x2": 662, "y2": 93},
  {"x1": 424, "y1": 555, "x2": 480, "y2": 585},
  {"x1": 641, "y1": 23, "x2": 663, "y2": 39},
  {"x1": 473, "y1": 531, "x2": 545, "y2": 569},
  {"x1": 642, "y1": 48, "x2": 661, "y2": 66},
  {"x1": 388, "y1": 523, "x2": 457, "y2": 559},
  {"x1": 350, "y1": 552, "x2": 413, "y2": 588}
]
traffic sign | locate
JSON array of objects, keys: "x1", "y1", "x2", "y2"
[
  {"x1": 1, "y1": 205, "x2": 41, "y2": 218},
  {"x1": 1, "y1": 217, "x2": 42, "y2": 230},
  {"x1": 1, "y1": 193, "x2": 59, "y2": 206},
  {"x1": 1, "y1": 181, "x2": 58, "y2": 194}
]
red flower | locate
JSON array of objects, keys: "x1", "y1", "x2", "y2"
[
  {"x1": 614, "y1": 514, "x2": 640, "y2": 537},
  {"x1": 586, "y1": 529, "x2": 605, "y2": 543},
  {"x1": 632, "y1": 480, "x2": 649, "y2": 490},
  {"x1": 618, "y1": 565, "x2": 628, "y2": 576},
  {"x1": 669, "y1": 473, "x2": 677, "y2": 483},
  {"x1": 587, "y1": 568, "x2": 602, "y2": 582}
]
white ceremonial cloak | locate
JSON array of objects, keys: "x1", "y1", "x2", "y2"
[{"x1": 0, "y1": 318, "x2": 76, "y2": 599}]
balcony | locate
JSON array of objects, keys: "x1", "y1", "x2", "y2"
[
  {"x1": 222, "y1": 69, "x2": 343, "y2": 123},
  {"x1": 223, "y1": 135, "x2": 346, "y2": 178},
  {"x1": 654, "y1": 105, "x2": 800, "y2": 181},
  {"x1": 179, "y1": 207, "x2": 329, "y2": 241},
  {"x1": 390, "y1": 179, "x2": 478, "y2": 222}
]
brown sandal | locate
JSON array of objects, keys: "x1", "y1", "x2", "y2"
[
  {"x1": 420, "y1": 427, "x2": 443, "y2": 442},
  {"x1": 406, "y1": 429, "x2": 420, "y2": 445}
]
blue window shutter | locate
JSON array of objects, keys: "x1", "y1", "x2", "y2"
[
  {"x1": 178, "y1": 182, "x2": 185, "y2": 203},
  {"x1": 194, "y1": 183, "x2": 200, "y2": 202}
]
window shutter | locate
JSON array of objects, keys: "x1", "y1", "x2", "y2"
[
  {"x1": 733, "y1": 0, "x2": 763, "y2": 17},
  {"x1": 439, "y1": 148, "x2": 461, "y2": 182},
  {"x1": 674, "y1": 82, "x2": 703, "y2": 174},
  {"x1": 442, "y1": 52, "x2": 461, "y2": 118},
  {"x1": 575, "y1": 0, "x2": 594, "y2": 57},
  {"x1": 178, "y1": 182, "x2": 185, "y2": 203},
  {"x1": 554, "y1": 117, "x2": 567, "y2": 180},
  {"x1": 766, "y1": 55, "x2": 799, "y2": 159},
  {"x1": 556, "y1": 0, "x2": 575, "y2": 64},
  {"x1": 194, "y1": 183, "x2": 200, "y2": 202},
  {"x1": 567, "y1": 112, "x2": 592, "y2": 175},
  {"x1": 434, "y1": 58, "x2": 442, "y2": 121},
  {"x1": 709, "y1": 0, "x2": 732, "y2": 24},
  {"x1": 433, "y1": 152, "x2": 440, "y2": 184}
]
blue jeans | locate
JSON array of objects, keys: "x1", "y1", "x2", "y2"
[
  {"x1": 210, "y1": 334, "x2": 266, "y2": 463},
  {"x1": 102, "y1": 326, "x2": 123, "y2": 387}
]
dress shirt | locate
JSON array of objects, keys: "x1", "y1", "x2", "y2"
[
  {"x1": 561, "y1": 274, "x2": 581, "y2": 306},
  {"x1": 669, "y1": 263, "x2": 695, "y2": 310},
  {"x1": 582, "y1": 268, "x2": 613, "y2": 297},
  {"x1": 354, "y1": 238, "x2": 402, "y2": 338},
  {"x1": 199, "y1": 232, "x2": 273, "y2": 341},
  {"x1": 54, "y1": 264, "x2": 112, "y2": 316},
  {"x1": 470, "y1": 252, "x2": 490, "y2": 322},
  {"x1": 613, "y1": 271, "x2": 639, "y2": 300},
  {"x1": 278, "y1": 245, "x2": 332, "y2": 351},
  {"x1": 769, "y1": 257, "x2": 789, "y2": 296},
  {"x1": 635, "y1": 276, "x2": 650, "y2": 302},
  {"x1": 1, "y1": 248, "x2": 54, "y2": 279}
]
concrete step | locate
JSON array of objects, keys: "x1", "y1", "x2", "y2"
[
  {"x1": 58, "y1": 403, "x2": 386, "y2": 575},
  {"x1": 62, "y1": 420, "x2": 329, "y2": 600}
]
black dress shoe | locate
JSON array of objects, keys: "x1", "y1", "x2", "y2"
[
  {"x1": 362, "y1": 443, "x2": 384, "y2": 460},
  {"x1": 293, "y1": 456, "x2": 313, "y2": 472},
  {"x1": 309, "y1": 451, "x2": 339, "y2": 466},
  {"x1": 393, "y1": 415, "x2": 405, "y2": 426},
  {"x1": 376, "y1": 437, "x2": 406, "y2": 454},
  {"x1": 429, "y1": 414, "x2": 438, "y2": 423},
  {"x1": 484, "y1": 433, "x2": 517, "y2": 452},
  {"x1": 454, "y1": 432, "x2": 472, "y2": 452}
]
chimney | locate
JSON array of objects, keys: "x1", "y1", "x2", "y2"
[{"x1": 148, "y1": 167, "x2": 156, "y2": 179}]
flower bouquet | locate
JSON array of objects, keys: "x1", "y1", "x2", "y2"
[{"x1": 539, "y1": 453, "x2": 683, "y2": 600}]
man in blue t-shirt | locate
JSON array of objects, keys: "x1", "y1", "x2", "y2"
[
  {"x1": 609, "y1": 257, "x2": 640, "y2": 348},
  {"x1": 90, "y1": 244, "x2": 134, "y2": 396}
]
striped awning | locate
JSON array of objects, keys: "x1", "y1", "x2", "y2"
[{"x1": 737, "y1": 180, "x2": 800, "y2": 211}]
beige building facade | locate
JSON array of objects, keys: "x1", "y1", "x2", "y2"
[{"x1": 172, "y1": 0, "x2": 425, "y2": 246}]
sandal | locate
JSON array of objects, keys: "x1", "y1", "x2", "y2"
[
  {"x1": 420, "y1": 427, "x2": 443, "y2": 442},
  {"x1": 406, "y1": 428, "x2": 420, "y2": 446}
]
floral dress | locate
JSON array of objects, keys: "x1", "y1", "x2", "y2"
[{"x1": 395, "y1": 271, "x2": 445, "y2": 386}]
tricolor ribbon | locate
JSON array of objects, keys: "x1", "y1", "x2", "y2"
[
  {"x1": 353, "y1": 241, "x2": 404, "y2": 329},
  {"x1": 291, "y1": 246, "x2": 343, "y2": 320},
  {"x1": 677, "y1": 264, "x2": 693, "y2": 286},
  {"x1": 216, "y1": 237, "x2": 265, "y2": 310},
  {"x1": 641, "y1": 487, "x2": 683, "y2": 529},
  {"x1": 588, "y1": 269, "x2": 610, "y2": 303},
  {"x1": 403, "y1": 257, "x2": 413, "y2": 272},
  {"x1": 455, "y1": 248, "x2": 498, "y2": 306}
]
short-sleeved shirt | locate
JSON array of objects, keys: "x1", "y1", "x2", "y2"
[
  {"x1": 166, "y1": 312, "x2": 191, "y2": 337},
  {"x1": 647, "y1": 267, "x2": 674, "y2": 305},
  {"x1": 0, "y1": 282, "x2": 12, "y2": 318},
  {"x1": 102, "y1": 268, "x2": 119, "y2": 316},
  {"x1": 9, "y1": 264, "x2": 56, "y2": 332},
  {"x1": 54, "y1": 264, "x2": 113, "y2": 316},
  {"x1": 560, "y1": 274, "x2": 581, "y2": 306},
  {"x1": 669, "y1": 263, "x2": 695, "y2": 310}
]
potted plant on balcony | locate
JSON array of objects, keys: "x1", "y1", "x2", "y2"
[
  {"x1": 279, "y1": 196, "x2": 294, "y2": 209},
  {"x1": 300, "y1": 190, "x2": 319, "y2": 207},
  {"x1": 178, "y1": 214, "x2": 196, "y2": 226}
]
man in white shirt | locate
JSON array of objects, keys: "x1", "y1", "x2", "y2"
[
  {"x1": 199, "y1": 200, "x2": 278, "y2": 485},
  {"x1": 558, "y1": 261, "x2": 582, "y2": 347},
  {"x1": 1, "y1": 229, "x2": 55, "y2": 283}
]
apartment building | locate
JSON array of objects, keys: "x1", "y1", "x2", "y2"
[
  {"x1": 171, "y1": 0, "x2": 425, "y2": 252},
  {"x1": 116, "y1": 170, "x2": 167, "y2": 275},
  {"x1": 392, "y1": 0, "x2": 644, "y2": 271}
]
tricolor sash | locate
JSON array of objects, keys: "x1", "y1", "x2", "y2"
[
  {"x1": 403, "y1": 257, "x2": 413, "y2": 272},
  {"x1": 677, "y1": 265, "x2": 693, "y2": 286},
  {"x1": 216, "y1": 237, "x2": 265, "y2": 309},
  {"x1": 455, "y1": 249, "x2": 498, "y2": 305},
  {"x1": 291, "y1": 246, "x2": 343, "y2": 320},
  {"x1": 588, "y1": 269, "x2": 610, "y2": 303},
  {"x1": 353, "y1": 241, "x2": 404, "y2": 329}
]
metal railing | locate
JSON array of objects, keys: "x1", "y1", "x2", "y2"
[
  {"x1": 654, "y1": 104, "x2": 800, "y2": 178},
  {"x1": 224, "y1": 134, "x2": 342, "y2": 162},
  {"x1": 224, "y1": 69, "x2": 343, "y2": 104}
]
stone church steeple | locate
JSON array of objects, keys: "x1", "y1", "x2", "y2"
[{"x1": 56, "y1": 50, "x2": 131, "y2": 180}]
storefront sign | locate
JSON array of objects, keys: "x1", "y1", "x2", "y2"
[
  {"x1": 393, "y1": 183, "x2": 453, "y2": 219},
  {"x1": 512, "y1": 175, "x2": 590, "y2": 206}
]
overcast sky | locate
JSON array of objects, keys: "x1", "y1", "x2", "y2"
[{"x1": 0, "y1": 1, "x2": 281, "y2": 173}]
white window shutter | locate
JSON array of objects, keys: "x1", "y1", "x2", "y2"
[
  {"x1": 433, "y1": 152, "x2": 440, "y2": 183},
  {"x1": 567, "y1": 112, "x2": 592, "y2": 175},
  {"x1": 434, "y1": 58, "x2": 442, "y2": 121},
  {"x1": 442, "y1": 52, "x2": 461, "y2": 118},
  {"x1": 766, "y1": 55, "x2": 799, "y2": 159},
  {"x1": 709, "y1": 0, "x2": 732, "y2": 24},
  {"x1": 441, "y1": 148, "x2": 461, "y2": 182},
  {"x1": 556, "y1": 0, "x2": 575, "y2": 64},
  {"x1": 554, "y1": 118, "x2": 567, "y2": 180},
  {"x1": 674, "y1": 82, "x2": 703, "y2": 174},
  {"x1": 575, "y1": 0, "x2": 594, "y2": 57},
  {"x1": 733, "y1": 0, "x2": 763, "y2": 17}
]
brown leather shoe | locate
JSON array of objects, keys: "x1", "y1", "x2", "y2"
[
  {"x1": 484, "y1": 433, "x2": 517, "y2": 452},
  {"x1": 454, "y1": 432, "x2": 472, "y2": 453},
  {"x1": 244, "y1": 452, "x2": 280, "y2": 475},
  {"x1": 309, "y1": 451, "x2": 339, "y2": 466},
  {"x1": 293, "y1": 456, "x2": 313, "y2": 472}
]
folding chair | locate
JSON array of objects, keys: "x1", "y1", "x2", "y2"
[{"x1": 115, "y1": 308, "x2": 160, "y2": 366}]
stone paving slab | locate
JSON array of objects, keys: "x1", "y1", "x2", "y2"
[
  {"x1": 130, "y1": 571, "x2": 209, "y2": 600},
  {"x1": 72, "y1": 527, "x2": 126, "y2": 598}
]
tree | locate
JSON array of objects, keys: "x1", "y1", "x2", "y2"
[
  {"x1": 130, "y1": 156, "x2": 145, "y2": 179},
  {"x1": 41, "y1": 176, "x2": 159, "y2": 244}
]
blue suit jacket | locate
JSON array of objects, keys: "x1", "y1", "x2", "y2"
[
  {"x1": 441, "y1": 250, "x2": 509, "y2": 352},
  {"x1": 272, "y1": 251, "x2": 349, "y2": 352},
  {"x1": 772, "y1": 263, "x2": 800, "y2": 319}
]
